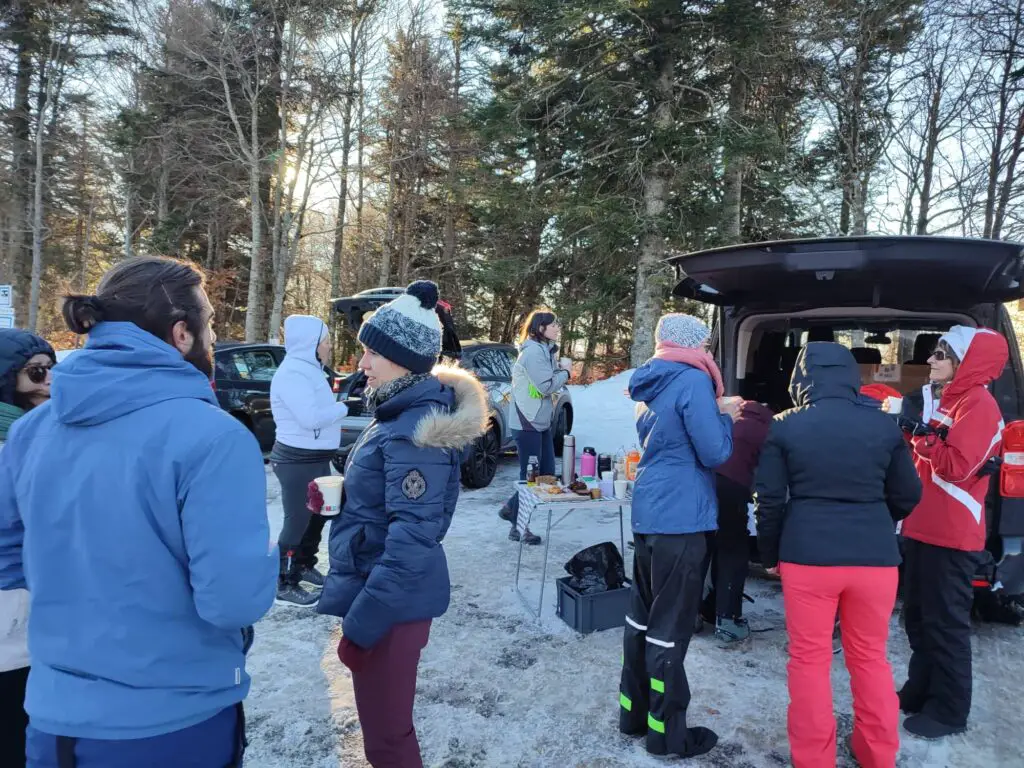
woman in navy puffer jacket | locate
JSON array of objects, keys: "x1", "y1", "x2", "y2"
[
  {"x1": 619, "y1": 313, "x2": 738, "y2": 761},
  {"x1": 318, "y1": 282, "x2": 487, "y2": 768}
]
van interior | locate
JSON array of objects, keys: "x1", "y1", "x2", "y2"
[{"x1": 731, "y1": 310, "x2": 974, "y2": 413}]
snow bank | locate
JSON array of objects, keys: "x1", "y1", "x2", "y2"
[
  {"x1": 243, "y1": 370, "x2": 1023, "y2": 768},
  {"x1": 567, "y1": 369, "x2": 637, "y2": 454}
]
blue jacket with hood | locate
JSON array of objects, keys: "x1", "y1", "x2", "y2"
[
  {"x1": 0, "y1": 322, "x2": 277, "y2": 740},
  {"x1": 629, "y1": 358, "x2": 734, "y2": 534},
  {"x1": 318, "y1": 366, "x2": 487, "y2": 648}
]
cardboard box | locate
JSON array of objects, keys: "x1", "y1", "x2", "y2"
[{"x1": 858, "y1": 364, "x2": 931, "y2": 396}]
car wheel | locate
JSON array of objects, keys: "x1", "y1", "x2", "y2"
[
  {"x1": 461, "y1": 424, "x2": 501, "y2": 489},
  {"x1": 553, "y1": 406, "x2": 569, "y2": 454}
]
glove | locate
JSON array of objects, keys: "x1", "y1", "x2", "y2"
[
  {"x1": 306, "y1": 480, "x2": 325, "y2": 514},
  {"x1": 241, "y1": 626, "x2": 255, "y2": 654},
  {"x1": 896, "y1": 415, "x2": 933, "y2": 437}
]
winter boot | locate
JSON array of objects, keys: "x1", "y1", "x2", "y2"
[
  {"x1": 276, "y1": 583, "x2": 320, "y2": 607},
  {"x1": 300, "y1": 567, "x2": 326, "y2": 588},
  {"x1": 832, "y1": 618, "x2": 843, "y2": 655},
  {"x1": 509, "y1": 527, "x2": 541, "y2": 545},
  {"x1": 715, "y1": 616, "x2": 751, "y2": 648},
  {"x1": 903, "y1": 713, "x2": 966, "y2": 740}
]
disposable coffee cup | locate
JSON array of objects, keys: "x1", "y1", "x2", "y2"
[
  {"x1": 614, "y1": 480, "x2": 628, "y2": 499},
  {"x1": 315, "y1": 476, "x2": 344, "y2": 517},
  {"x1": 601, "y1": 471, "x2": 614, "y2": 481},
  {"x1": 884, "y1": 396, "x2": 903, "y2": 415},
  {"x1": 560, "y1": 357, "x2": 572, "y2": 371}
]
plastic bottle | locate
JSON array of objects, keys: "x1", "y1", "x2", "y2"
[
  {"x1": 625, "y1": 448, "x2": 641, "y2": 481},
  {"x1": 526, "y1": 455, "x2": 539, "y2": 485}
]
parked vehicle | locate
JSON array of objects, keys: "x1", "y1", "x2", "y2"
[
  {"x1": 332, "y1": 290, "x2": 573, "y2": 488},
  {"x1": 213, "y1": 342, "x2": 339, "y2": 453},
  {"x1": 671, "y1": 235, "x2": 1024, "y2": 597}
]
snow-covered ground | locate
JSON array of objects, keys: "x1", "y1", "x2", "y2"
[{"x1": 243, "y1": 373, "x2": 1024, "y2": 768}]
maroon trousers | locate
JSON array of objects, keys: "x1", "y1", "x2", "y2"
[{"x1": 340, "y1": 620, "x2": 432, "y2": 768}]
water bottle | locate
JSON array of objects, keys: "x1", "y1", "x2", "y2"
[
  {"x1": 561, "y1": 436, "x2": 576, "y2": 486},
  {"x1": 580, "y1": 447, "x2": 597, "y2": 479}
]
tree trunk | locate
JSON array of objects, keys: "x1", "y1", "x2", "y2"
[
  {"x1": 721, "y1": 63, "x2": 747, "y2": 244},
  {"x1": 355, "y1": 71, "x2": 367, "y2": 289},
  {"x1": 9, "y1": 2, "x2": 35, "y2": 321},
  {"x1": 28, "y1": 69, "x2": 54, "y2": 332},
  {"x1": 331, "y1": 24, "x2": 359, "y2": 346},
  {"x1": 916, "y1": 78, "x2": 943, "y2": 235},
  {"x1": 80, "y1": 192, "x2": 95, "y2": 294},
  {"x1": 245, "y1": 150, "x2": 263, "y2": 342},
  {"x1": 992, "y1": 109, "x2": 1024, "y2": 241},
  {"x1": 630, "y1": 44, "x2": 675, "y2": 367}
]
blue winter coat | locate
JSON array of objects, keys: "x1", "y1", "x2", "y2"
[
  {"x1": 629, "y1": 359, "x2": 734, "y2": 534},
  {"x1": 0, "y1": 322, "x2": 277, "y2": 740},
  {"x1": 318, "y1": 366, "x2": 487, "y2": 648}
]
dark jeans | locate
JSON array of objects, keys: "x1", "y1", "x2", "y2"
[
  {"x1": 620, "y1": 533, "x2": 713, "y2": 757},
  {"x1": 26, "y1": 705, "x2": 244, "y2": 768},
  {"x1": 273, "y1": 458, "x2": 332, "y2": 585},
  {"x1": 707, "y1": 476, "x2": 752, "y2": 619},
  {"x1": 343, "y1": 620, "x2": 432, "y2": 768},
  {"x1": 0, "y1": 665, "x2": 29, "y2": 768},
  {"x1": 900, "y1": 538, "x2": 980, "y2": 728},
  {"x1": 503, "y1": 428, "x2": 556, "y2": 527}
]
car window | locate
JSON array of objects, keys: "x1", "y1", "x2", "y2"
[
  {"x1": 229, "y1": 350, "x2": 279, "y2": 382},
  {"x1": 473, "y1": 349, "x2": 510, "y2": 380},
  {"x1": 502, "y1": 348, "x2": 518, "y2": 370}
]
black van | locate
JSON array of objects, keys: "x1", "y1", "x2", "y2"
[{"x1": 670, "y1": 235, "x2": 1024, "y2": 598}]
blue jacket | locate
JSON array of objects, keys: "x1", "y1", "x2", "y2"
[
  {"x1": 629, "y1": 359, "x2": 734, "y2": 534},
  {"x1": 0, "y1": 322, "x2": 277, "y2": 740},
  {"x1": 318, "y1": 367, "x2": 487, "y2": 648}
]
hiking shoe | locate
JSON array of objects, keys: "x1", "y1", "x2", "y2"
[
  {"x1": 300, "y1": 567, "x2": 326, "y2": 588},
  {"x1": 275, "y1": 584, "x2": 319, "y2": 607},
  {"x1": 509, "y1": 527, "x2": 542, "y2": 545},
  {"x1": 832, "y1": 621, "x2": 843, "y2": 655},
  {"x1": 498, "y1": 504, "x2": 514, "y2": 522},
  {"x1": 715, "y1": 617, "x2": 751, "y2": 647},
  {"x1": 903, "y1": 713, "x2": 966, "y2": 740}
]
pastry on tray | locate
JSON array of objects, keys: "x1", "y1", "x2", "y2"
[{"x1": 536, "y1": 475, "x2": 559, "y2": 486}]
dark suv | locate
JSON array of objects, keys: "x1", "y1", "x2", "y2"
[
  {"x1": 213, "y1": 342, "x2": 339, "y2": 453},
  {"x1": 670, "y1": 235, "x2": 1024, "y2": 597}
]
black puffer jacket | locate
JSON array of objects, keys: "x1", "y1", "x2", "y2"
[
  {"x1": 754, "y1": 343, "x2": 922, "y2": 568},
  {"x1": 0, "y1": 329, "x2": 55, "y2": 405}
]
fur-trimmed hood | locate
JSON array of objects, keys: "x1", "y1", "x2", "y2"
[{"x1": 413, "y1": 364, "x2": 489, "y2": 450}]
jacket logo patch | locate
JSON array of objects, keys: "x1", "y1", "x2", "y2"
[{"x1": 402, "y1": 469, "x2": 427, "y2": 500}]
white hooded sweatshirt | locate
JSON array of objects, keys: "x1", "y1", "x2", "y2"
[
  {"x1": 270, "y1": 315, "x2": 348, "y2": 451},
  {"x1": 0, "y1": 442, "x2": 29, "y2": 673}
]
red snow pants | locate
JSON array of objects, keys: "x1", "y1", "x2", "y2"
[
  {"x1": 339, "y1": 620, "x2": 431, "y2": 768},
  {"x1": 781, "y1": 563, "x2": 899, "y2": 768}
]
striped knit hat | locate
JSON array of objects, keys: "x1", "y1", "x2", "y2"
[{"x1": 357, "y1": 281, "x2": 443, "y2": 373}]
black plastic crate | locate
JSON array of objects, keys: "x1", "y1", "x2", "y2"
[{"x1": 555, "y1": 576, "x2": 632, "y2": 634}]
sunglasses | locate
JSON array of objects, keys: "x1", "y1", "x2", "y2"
[
  {"x1": 930, "y1": 348, "x2": 951, "y2": 362},
  {"x1": 23, "y1": 363, "x2": 53, "y2": 384}
]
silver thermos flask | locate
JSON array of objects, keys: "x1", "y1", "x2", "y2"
[{"x1": 561, "y1": 435, "x2": 576, "y2": 486}]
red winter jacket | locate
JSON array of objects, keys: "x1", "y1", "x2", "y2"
[{"x1": 901, "y1": 327, "x2": 1008, "y2": 552}]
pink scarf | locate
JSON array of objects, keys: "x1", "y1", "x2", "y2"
[{"x1": 654, "y1": 341, "x2": 725, "y2": 398}]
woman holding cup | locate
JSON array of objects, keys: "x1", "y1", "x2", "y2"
[
  {"x1": 270, "y1": 315, "x2": 349, "y2": 607},
  {"x1": 497, "y1": 309, "x2": 571, "y2": 545},
  {"x1": 318, "y1": 282, "x2": 488, "y2": 767}
]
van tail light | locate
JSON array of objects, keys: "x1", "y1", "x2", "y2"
[
  {"x1": 210, "y1": 379, "x2": 217, "y2": 392},
  {"x1": 332, "y1": 378, "x2": 340, "y2": 394},
  {"x1": 999, "y1": 420, "x2": 1024, "y2": 497}
]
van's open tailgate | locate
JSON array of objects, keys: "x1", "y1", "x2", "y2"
[{"x1": 670, "y1": 236, "x2": 1024, "y2": 310}]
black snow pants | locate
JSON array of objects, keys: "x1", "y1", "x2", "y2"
[
  {"x1": 619, "y1": 532, "x2": 718, "y2": 758},
  {"x1": 708, "y1": 475, "x2": 752, "y2": 620},
  {"x1": 273, "y1": 457, "x2": 332, "y2": 585},
  {"x1": 900, "y1": 538, "x2": 981, "y2": 728}
]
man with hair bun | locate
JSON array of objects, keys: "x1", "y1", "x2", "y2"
[{"x1": 0, "y1": 256, "x2": 277, "y2": 767}]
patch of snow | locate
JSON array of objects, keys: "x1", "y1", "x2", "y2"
[
  {"x1": 244, "y1": 373, "x2": 1023, "y2": 768},
  {"x1": 566, "y1": 370, "x2": 637, "y2": 454}
]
